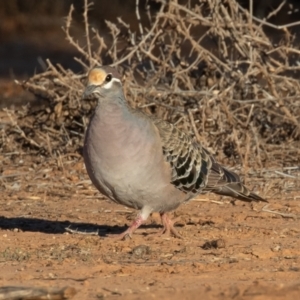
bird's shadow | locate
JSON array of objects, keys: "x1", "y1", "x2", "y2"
[{"x1": 0, "y1": 216, "x2": 162, "y2": 237}]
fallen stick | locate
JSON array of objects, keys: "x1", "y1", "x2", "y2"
[
  {"x1": 0, "y1": 286, "x2": 76, "y2": 300},
  {"x1": 262, "y1": 204, "x2": 299, "y2": 219},
  {"x1": 65, "y1": 226, "x2": 100, "y2": 236}
]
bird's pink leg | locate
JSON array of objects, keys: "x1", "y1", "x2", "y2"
[
  {"x1": 107, "y1": 214, "x2": 144, "y2": 240},
  {"x1": 107, "y1": 207, "x2": 153, "y2": 240},
  {"x1": 159, "y1": 213, "x2": 182, "y2": 238}
]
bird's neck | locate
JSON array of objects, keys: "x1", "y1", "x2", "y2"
[
  {"x1": 94, "y1": 96, "x2": 133, "y2": 127},
  {"x1": 84, "y1": 95, "x2": 151, "y2": 161}
]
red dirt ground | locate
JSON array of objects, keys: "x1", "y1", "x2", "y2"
[
  {"x1": 1, "y1": 154, "x2": 300, "y2": 299},
  {"x1": 1, "y1": 5, "x2": 300, "y2": 298}
]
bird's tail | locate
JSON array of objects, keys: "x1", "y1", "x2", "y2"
[
  {"x1": 214, "y1": 182, "x2": 267, "y2": 202},
  {"x1": 209, "y1": 163, "x2": 268, "y2": 203}
]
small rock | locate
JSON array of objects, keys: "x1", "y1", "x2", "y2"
[
  {"x1": 96, "y1": 292, "x2": 104, "y2": 299},
  {"x1": 83, "y1": 280, "x2": 89, "y2": 287},
  {"x1": 132, "y1": 245, "x2": 151, "y2": 258},
  {"x1": 271, "y1": 245, "x2": 281, "y2": 252},
  {"x1": 202, "y1": 239, "x2": 226, "y2": 250}
]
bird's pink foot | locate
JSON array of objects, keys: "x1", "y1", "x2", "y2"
[
  {"x1": 107, "y1": 214, "x2": 144, "y2": 240},
  {"x1": 158, "y1": 213, "x2": 183, "y2": 238}
]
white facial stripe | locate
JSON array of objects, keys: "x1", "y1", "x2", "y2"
[{"x1": 102, "y1": 77, "x2": 121, "y2": 89}]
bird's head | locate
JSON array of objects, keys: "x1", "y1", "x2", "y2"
[{"x1": 82, "y1": 66, "x2": 123, "y2": 100}]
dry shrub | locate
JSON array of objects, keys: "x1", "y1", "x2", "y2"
[{"x1": 2, "y1": 0, "x2": 300, "y2": 175}]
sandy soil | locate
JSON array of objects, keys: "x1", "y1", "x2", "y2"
[
  {"x1": 0, "y1": 3, "x2": 300, "y2": 298},
  {"x1": 1, "y1": 155, "x2": 300, "y2": 300}
]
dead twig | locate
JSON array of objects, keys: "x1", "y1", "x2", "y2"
[
  {"x1": 0, "y1": 286, "x2": 76, "y2": 300},
  {"x1": 65, "y1": 226, "x2": 100, "y2": 236},
  {"x1": 261, "y1": 204, "x2": 299, "y2": 219},
  {"x1": 5, "y1": 0, "x2": 300, "y2": 196}
]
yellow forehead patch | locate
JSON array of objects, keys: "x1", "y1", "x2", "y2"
[{"x1": 88, "y1": 68, "x2": 107, "y2": 85}]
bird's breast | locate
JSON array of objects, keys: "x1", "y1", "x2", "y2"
[{"x1": 83, "y1": 111, "x2": 165, "y2": 195}]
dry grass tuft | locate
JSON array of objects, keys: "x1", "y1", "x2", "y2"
[{"x1": 1, "y1": 0, "x2": 300, "y2": 196}]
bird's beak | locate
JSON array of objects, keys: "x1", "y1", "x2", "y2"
[{"x1": 82, "y1": 85, "x2": 97, "y2": 100}]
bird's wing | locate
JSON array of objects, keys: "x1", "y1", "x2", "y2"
[{"x1": 152, "y1": 118, "x2": 266, "y2": 202}]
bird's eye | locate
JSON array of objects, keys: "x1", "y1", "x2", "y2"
[{"x1": 105, "y1": 74, "x2": 112, "y2": 82}]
